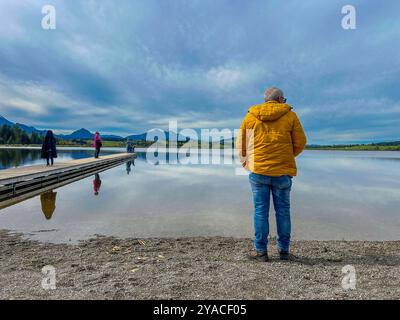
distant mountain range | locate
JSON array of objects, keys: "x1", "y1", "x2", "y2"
[
  {"x1": 0, "y1": 115, "x2": 189, "y2": 142},
  {"x1": 2, "y1": 115, "x2": 399, "y2": 146},
  {"x1": 0, "y1": 116, "x2": 12, "y2": 127},
  {"x1": 0, "y1": 115, "x2": 48, "y2": 136}
]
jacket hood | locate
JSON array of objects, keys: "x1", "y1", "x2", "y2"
[{"x1": 248, "y1": 101, "x2": 292, "y2": 121}]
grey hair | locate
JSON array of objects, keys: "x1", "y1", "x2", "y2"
[{"x1": 264, "y1": 87, "x2": 284, "y2": 102}]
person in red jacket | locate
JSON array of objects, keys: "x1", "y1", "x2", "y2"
[{"x1": 93, "y1": 132, "x2": 102, "y2": 158}]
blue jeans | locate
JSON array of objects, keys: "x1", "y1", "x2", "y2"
[{"x1": 249, "y1": 172, "x2": 292, "y2": 254}]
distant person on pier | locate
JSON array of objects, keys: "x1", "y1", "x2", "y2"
[
  {"x1": 41, "y1": 130, "x2": 57, "y2": 166},
  {"x1": 93, "y1": 132, "x2": 102, "y2": 158},
  {"x1": 126, "y1": 141, "x2": 132, "y2": 153},
  {"x1": 237, "y1": 87, "x2": 307, "y2": 262},
  {"x1": 126, "y1": 141, "x2": 136, "y2": 153}
]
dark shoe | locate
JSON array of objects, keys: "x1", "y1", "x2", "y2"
[
  {"x1": 248, "y1": 251, "x2": 269, "y2": 262},
  {"x1": 278, "y1": 249, "x2": 290, "y2": 261}
]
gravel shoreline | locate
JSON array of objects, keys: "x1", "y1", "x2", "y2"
[{"x1": 0, "y1": 230, "x2": 399, "y2": 300}]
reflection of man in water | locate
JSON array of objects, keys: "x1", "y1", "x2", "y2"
[
  {"x1": 93, "y1": 173, "x2": 102, "y2": 195},
  {"x1": 126, "y1": 159, "x2": 135, "y2": 175},
  {"x1": 40, "y1": 191, "x2": 57, "y2": 220},
  {"x1": 126, "y1": 161, "x2": 132, "y2": 174}
]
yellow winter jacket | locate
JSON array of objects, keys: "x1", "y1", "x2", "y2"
[{"x1": 236, "y1": 101, "x2": 307, "y2": 176}]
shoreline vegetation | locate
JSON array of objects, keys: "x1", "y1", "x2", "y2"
[
  {"x1": 1, "y1": 143, "x2": 400, "y2": 151},
  {"x1": 0, "y1": 230, "x2": 399, "y2": 299},
  {"x1": 1, "y1": 123, "x2": 399, "y2": 151}
]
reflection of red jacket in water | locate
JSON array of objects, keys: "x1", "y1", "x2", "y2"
[{"x1": 93, "y1": 174, "x2": 101, "y2": 195}]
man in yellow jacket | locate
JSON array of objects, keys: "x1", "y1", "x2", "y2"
[{"x1": 237, "y1": 87, "x2": 307, "y2": 261}]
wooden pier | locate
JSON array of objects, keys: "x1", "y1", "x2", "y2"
[{"x1": 0, "y1": 153, "x2": 135, "y2": 209}]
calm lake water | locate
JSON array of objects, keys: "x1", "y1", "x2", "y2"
[{"x1": 0, "y1": 148, "x2": 399, "y2": 243}]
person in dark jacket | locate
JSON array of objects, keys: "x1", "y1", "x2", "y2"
[{"x1": 41, "y1": 130, "x2": 57, "y2": 166}]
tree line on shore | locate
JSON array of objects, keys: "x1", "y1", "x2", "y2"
[
  {"x1": 0, "y1": 124, "x2": 43, "y2": 145},
  {"x1": 1, "y1": 123, "x2": 399, "y2": 150},
  {"x1": 0, "y1": 124, "x2": 148, "y2": 147}
]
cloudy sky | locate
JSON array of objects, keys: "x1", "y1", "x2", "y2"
[{"x1": 0, "y1": 0, "x2": 399, "y2": 143}]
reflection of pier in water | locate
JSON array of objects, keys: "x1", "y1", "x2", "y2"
[{"x1": 0, "y1": 153, "x2": 135, "y2": 209}]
